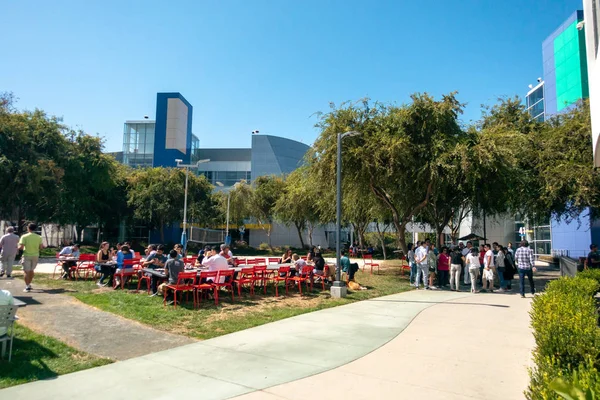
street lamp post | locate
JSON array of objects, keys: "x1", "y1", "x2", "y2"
[
  {"x1": 215, "y1": 181, "x2": 231, "y2": 244},
  {"x1": 175, "y1": 158, "x2": 210, "y2": 252},
  {"x1": 331, "y1": 130, "x2": 362, "y2": 299}
]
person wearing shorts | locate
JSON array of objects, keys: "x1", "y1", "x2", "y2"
[{"x1": 18, "y1": 223, "x2": 44, "y2": 293}]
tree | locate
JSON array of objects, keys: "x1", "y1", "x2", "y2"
[
  {"x1": 309, "y1": 93, "x2": 467, "y2": 254},
  {"x1": 127, "y1": 168, "x2": 214, "y2": 242},
  {"x1": 249, "y1": 175, "x2": 285, "y2": 250},
  {"x1": 274, "y1": 168, "x2": 315, "y2": 248}
]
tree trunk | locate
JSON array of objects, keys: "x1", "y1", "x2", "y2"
[
  {"x1": 43, "y1": 224, "x2": 49, "y2": 248},
  {"x1": 307, "y1": 222, "x2": 314, "y2": 247},
  {"x1": 375, "y1": 223, "x2": 387, "y2": 260},
  {"x1": 436, "y1": 226, "x2": 444, "y2": 248},
  {"x1": 294, "y1": 222, "x2": 306, "y2": 249}
]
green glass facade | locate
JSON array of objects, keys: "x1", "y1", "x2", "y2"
[{"x1": 555, "y1": 21, "x2": 589, "y2": 110}]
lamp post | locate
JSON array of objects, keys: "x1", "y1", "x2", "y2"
[
  {"x1": 331, "y1": 130, "x2": 362, "y2": 299},
  {"x1": 215, "y1": 181, "x2": 241, "y2": 246},
  {"x1": 175, "y1": 158, "x2": 210, "y2": 252}
]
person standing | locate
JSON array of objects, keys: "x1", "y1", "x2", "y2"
[
  {"x1": 437, "y1": 246, "x2": 450, "y2": 288},
  {"x1": 407, "y1": 243, "x2": 416, "y2": 286},
  {"x1": 586, "y1": 244, "x2": 600, "y2": 269},
  {"x1": 503, "y1": 246, "x2": 516, "y2": 291},
  {"x1": 466, "y1": 248, "x2": 481, "y2": 293},
  {"x1": 515, "y1": 240, "x2": 536, "y2": 298},
  {"x1": 482, "y1": 244, "x2": 494, "y2": 292},
  {"x1": 414, "y1": 242, "x2": 429, "y2": 289},
  {"x1": 449, "y1": 246, "x2": 464, "y2": 291},
  {"x1": 0, "y1": 227, "x2": 19, "y2": 279},
  {"x1": 18, "y1": 223, "x2": 44, "y2": 292},
  {"x1": 427, "y1": 243, "x2": 438, "y2": 289},
  {"x1": 462, "y1": 241, "x2": 473, "y2": 286},
  {"x1": 507, "y1": 242, "x2": 514, "y2": 255},
  {"x1": 495, "y1": 246, "x2": 507, "y2": 292}
]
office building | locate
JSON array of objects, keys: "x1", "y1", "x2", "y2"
[{"x1": 526, "y1": 81, "x2": 545, "y2": 122}]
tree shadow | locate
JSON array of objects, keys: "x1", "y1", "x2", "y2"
[{"x1": 0, "y1": 334, "x2": 61, "y2": 387}]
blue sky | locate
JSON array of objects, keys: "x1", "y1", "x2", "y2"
[{"x1": 1, "y1": 0, "x2": 583, "y2": 152}]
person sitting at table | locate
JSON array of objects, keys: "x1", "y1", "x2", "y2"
[
  {"x1": 202, "y1": 246, "x2": 229, "y2": 282},
  {"x1": 291, "y1": 253, "x2": 306, "y2": 277},
  {"x1": 219, "y1": 244, "x2": 235, "y2": 266},
  {"x1": 96, "y1": 242, "x2": 113, "y2": 287},
  {"x1": 123, "y1": 242, "x2": 136, "y2": 256},
  {"x1": 195, "y1": 245, "x2": 211, "y2": 267},
  {"x1": 313, "y1": 250, "x2": 334, "y2": 283},
  {"x1": 279, "y1": 249, "x2": 293, "y2": 264},
  {"x1": 59, "y1": 244, "x2": 80, "y2": 279},
  {"x1": 114, "y1": 245, "x2": 134, "y2": 287},
  {"x1": 307, "y1": 246, "x2": 316, "y2": 262},
  {"x1": 145, "y1": 244, "x2": 157, "y2": 258},
  {"x1": 158, "y1": 250, "x2": 186, "y2": 305},
  {"x1": 173, "y1": 244, "x2": 184, "y2": 259},
  {"x1": 142, "y1": 245, "x2": 166, "y2": 268}
]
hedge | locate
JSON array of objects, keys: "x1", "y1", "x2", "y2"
[{"x1": 527, "y1": 276, "x2": 600, "y2": 399}]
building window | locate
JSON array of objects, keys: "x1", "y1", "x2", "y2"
[
  {"x1": 594, "y1": 0, "x2": 600, "y2": 57},
  {"x1": 198, "y1": 170, "x2": 251, "y2": 187}
]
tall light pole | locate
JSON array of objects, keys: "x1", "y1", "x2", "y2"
[
  {"x1": 216, "y1": 181, "x2": 241, "y2": 246},
  {"x1": 175, "y1": 158, "x2": 210, "y2": 252},
  {"x1": 332, "y1": 130, "x2": 362, "y2": 299}
]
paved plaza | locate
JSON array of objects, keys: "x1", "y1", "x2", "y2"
[{"x1": 0, "y1": 287, "x2": 534, "y2": 400}]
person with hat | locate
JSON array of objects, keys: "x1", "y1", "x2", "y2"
[{"x1": 0, "y1": 226, "x2": 19, "y2": 278}]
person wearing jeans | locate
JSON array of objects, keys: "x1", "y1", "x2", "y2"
[
  {"x1": 407, "y1": 243, "x2": 417, "y2": 286},
  {"x1": 495, "y1": 246, "x2": 506, "y2": 291},
  {"x1": 414, "y1": 242, "x2": 429, "y2": 289},
  {"x1": 466, "y1": 248, "x2": 481, "y2": 293},
  {"x1": 514, "y1": 240, "x2": 536, "y2": 298}
]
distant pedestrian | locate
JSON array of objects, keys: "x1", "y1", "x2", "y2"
[
  {"x1": 462, "y1": 241, "x2": 473, "y2": 285},
  {"x1": 482, "y1": 244, "x2": 494, "y2": 292},
  {"x1": 427, "y1": 243, "x2": 438, "y2": 289},
  {"x1": 515, "y1": 240, "x2": 536, "y2": 298},
  {"x1": 449, "y1": 246, "x2": 464, "y2": 291},
  {"x1": 0, "y1": 227, "x2": 19, "y2": 278},
  {"x1": 414, "y1": 242, "x2": 429, "y2": 289},
  {"x1": 495, "y1": 246, "x2": 507, "y2": 292},
  {"x1": 407, "y1": 243, "x2": 416, "y2": 285},
  {"x1": 503, "y1": 246, "x2": 516, "y2": 290},
  {"x1": 507, "y1": 242, "x2": 514, "y2": 255},
  {"x1": 18, "y1": 223, "x2": 44, "y2": 292},
  {"x1": 587, "y1": 244, "x2": 600, "y2": 269},
  {"x1": 466, "y1": 248, "x2": 480, "y2": 293},
  {"x1": 437, "y1": 246, "x2": 450, "y2": 288}
]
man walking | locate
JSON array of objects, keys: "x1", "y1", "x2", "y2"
[
  {"x1": 515, "y1": 240, "x2": 536, "y2": 298},
  {"x1": 0, "y1": 227, "x2": 19, "y2": 278},
  {"x1": 18, "y1": 223, "x2": 44, "y2": 292},
  {"x1": 462, "y1": 241, "x2": 473, "y2": 285},
  {"x1": 414, "y1": 241, "x2": 429, "y2": 289}
]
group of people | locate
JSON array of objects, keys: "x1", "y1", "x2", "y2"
[
  {"x1": 0, "y1": 223, "x2": 45, "y2": 292},
  {"x1": 407, "y1": 239, "x2": 537, "y2": 298}
]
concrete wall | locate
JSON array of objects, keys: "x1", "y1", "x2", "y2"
[{"x1": 249, "y1": 222, "x2": 328, "y2": 249}]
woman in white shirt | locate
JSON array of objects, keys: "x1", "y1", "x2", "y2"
[{"x1": 466, "y1": 248, "x2": 480, "y2": 293}]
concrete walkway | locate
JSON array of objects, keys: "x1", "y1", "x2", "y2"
[
  {"x1": 0, "y1": 288, "x2": 533, "y2": 399},
  {"x1": 0, "y1": 277, "x2": 195, "y2": 360}
]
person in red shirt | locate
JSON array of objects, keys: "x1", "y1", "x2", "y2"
[
  {"x1": 478, "y1": 245, "x2": 486, "y2": 286},
  {"x1": 437, "y1": 246, "x2": 450, "y2": 288}
]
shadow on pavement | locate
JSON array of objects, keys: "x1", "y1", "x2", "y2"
[{"x1": 367, "y1": 298, "x2": 510, "y2": 308}]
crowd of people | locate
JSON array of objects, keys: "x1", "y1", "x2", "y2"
[{"x1": 407, "y1": 239, "x2": 537, "y2": 298}]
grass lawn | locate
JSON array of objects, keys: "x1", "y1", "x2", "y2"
[
  {"x1": 0, "y1": 323, "x2": 112, "y2": 389},
  {"x1": 33, "y1": 263, "x2": 412, "y2": 340}
]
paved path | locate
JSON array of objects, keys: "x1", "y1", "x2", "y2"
[
  {"x1": 0, "y1": 289, "x2": 534, "y2": 400},
  {"x1": 0, "y1": 277, "x2": 194, "y2": 360}
]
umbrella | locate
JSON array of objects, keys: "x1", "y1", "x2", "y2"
[{"x1": 458, "y1": 233, "x2": 487, "y2": 241}]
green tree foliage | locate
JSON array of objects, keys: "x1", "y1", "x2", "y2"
[
  {"x1": 249, "y1": 175, "x2": 285, "y2": 249},
  {"x1": 126, "y1": 168, "x2": 215, "y2": 242},
  {"x1": 310, "y1": 94, "x2": 467, "y2": 253}
]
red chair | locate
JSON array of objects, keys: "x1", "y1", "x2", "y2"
[
  {"x1": 113, "y1": 259, "x2": 140, "y2": 289},
  {"x1": 75, "y1": 254, "x2": 97, "y2": 280},
  {"x1": 235, "y1": 258, "x2": 247, "y2": 266},
  {"x1": 314, "y1": 265, "x2": 331, "y2": 291},
  {"x1": 268, "y1": 257, "x2": 280, "y2": 264},
  {"x1": 182, "y1": 257, "x2": 197, "y2": 268},
  {"x1": 254, "y1": 258, "x2": 266, "y2": 265},
  {"x1": 363, "y1": 254, "x2": 380, "y2": 275},
  {"x1": 137, "y1": 269, "x2": 152, "y2": 294},
  {"x1": 194, "y1": 270, "x2": 218, "y2": 307},
  {"x1": 163, "y1": 271, "x2": 197, "y2": 308},
  {"x1": 134, "y1": 252, "x2": 141, "y2": 258},
  {"x1": 273, "y1": 266, "x2": 292, "y2": 297},
  {"x1": 213, "y1": 269, "x2": 235, "y2": 305},
  {"x1": 246, "y1": 259, "x2": 257, "y2": 266},
  {"x1": 235, "y1": 267, "x2": 255, "y2": 297},
  {"x1": 252, "y1": 265, "x2": 268, "y2": 294},
  {"x1": 52, "y1": 253, "x2": 63, "y2": 279},
  {"x1": 289, "y1": 265, "x2": 313, "y2": 295},
  {"x1": 300, "y1": 256, "x2": 308, "y2": 261},
  {"x1": 400, "y1": 256, "x2": 411, "y2": 276}
]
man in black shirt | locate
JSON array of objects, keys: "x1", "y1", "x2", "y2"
[{"x1": 587, "y1": 244, "x2": 600, "y2": 269}]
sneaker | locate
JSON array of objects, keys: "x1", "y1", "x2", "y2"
[
  {"x1": 497, "y1": 288, "x2": 505, "y2": 293},
  {"x1": 6, "y1": 275, "x2": 12, "y2": 279},
  {"x1": 23, "y1": 286, "x2": 31, "y2": 292},
  {"x1": 0, "y1": 271, "x2": 4, "y2": 277},
  {"x1": 425, "y1": 287, "x2": 431, "y2": 290},
  {"x1": 521, "y1": 294, "x2": 526, "y2": 298}
]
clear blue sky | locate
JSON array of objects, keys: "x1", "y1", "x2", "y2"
[{"x1": 1, "y1": 0, "x2": 583, "y2": 152}]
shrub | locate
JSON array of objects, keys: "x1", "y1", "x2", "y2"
[
  {"x1": 527, "y1": 276, "x2": 600, "y2": 399},
  {"x1": 258, "y1": 242, "x2": 270, "y2": 251}
]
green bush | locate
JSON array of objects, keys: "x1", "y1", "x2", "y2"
[
  {"x1": 527, "y1": 276, "x2": 600, "y2": 399},
  {"x1": 258, "y1": 242, "x2": 270, "y2": 251},
  {"x1": 579, "y1": 269, "x2": 600, "y2": 286}
]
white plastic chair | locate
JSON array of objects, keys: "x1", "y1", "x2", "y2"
[{"x1": 0, "y1": 305, "x2": 18, "y2": 362}]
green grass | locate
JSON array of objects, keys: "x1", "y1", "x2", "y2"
[
  {"x1": 0, "y1": 323, "x2": 112, "y2": 389},
  {"x1": 33, "y1": 266, "x2": 411, "y2": 340}
]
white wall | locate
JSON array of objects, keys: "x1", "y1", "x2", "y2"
[
  {"x1": 583, "y1": 0, "x2": 600, "y2": 167},
  {"x1": 249, "y1": 222, "x2": 328, "y2": 249}
]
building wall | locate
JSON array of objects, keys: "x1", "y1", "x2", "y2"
[
  {"x1": 583, "y1": 0, "x2": 600, "y2": 167},
  {"x1": 122, "y1": 121, "x2": 155, "y2": 168},
  {"x1": 543, "y1": 11, "x2": 588, "y2": 114},
  {"x1": 248, "y1": 222, "x2": 328, "y2": 249},
  {"x1": 153, "y1": 93, "x2": 193, "y2": 167}
]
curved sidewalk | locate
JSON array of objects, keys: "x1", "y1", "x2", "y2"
[{"x1": 0, "y1": 289, "x2": 531, "y2": 399}]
